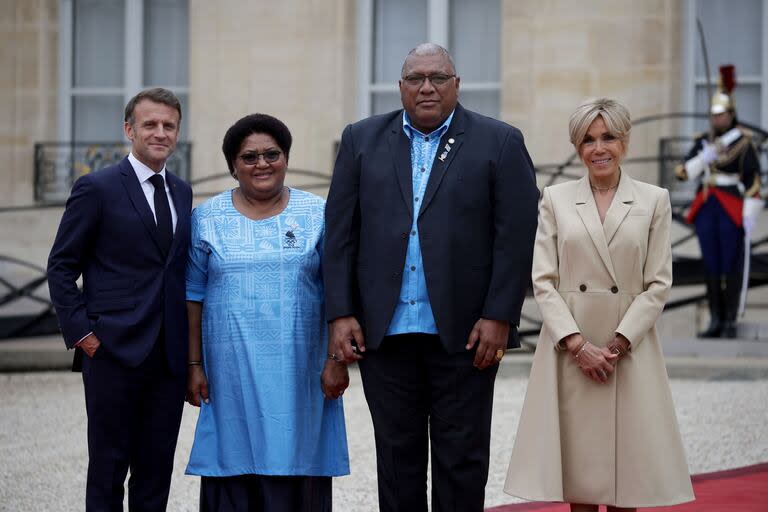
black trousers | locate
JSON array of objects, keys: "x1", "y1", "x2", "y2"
[
  {"x1": 200, "y1": 474, "x2": 332, "y2": 512},
  {"x1": 81, "y1": 337, "x2": 186, "y2": 512},
  {"x1": 358, "y1": 334, "x2": 498, "y2": 512}
]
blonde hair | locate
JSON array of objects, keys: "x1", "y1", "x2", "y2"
[{"x1": 568, "y1": 98, "x2": 631, "y2": 153}]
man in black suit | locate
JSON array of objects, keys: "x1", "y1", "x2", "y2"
[
  {"x1": 323, "y1": 44, "x2": 539, "y2": 511},
  {"x1": 47, "y1": 88, "x2": 192, "y2": 511}
]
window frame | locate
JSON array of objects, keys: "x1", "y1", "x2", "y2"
[
  {"x1": 356, "y1": 0, "x2": 501, "y2": 119},
  {"x1": 58, "y1": 0, "x2": 190, "y2": 142},
  {"x1": 681, "y1": 0, "x2": 768, "y2": 134}
]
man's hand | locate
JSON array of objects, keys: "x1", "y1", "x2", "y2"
[
  {"x1": 329, "y1": 316, "x2": 365, "y2": 364},
  {"x1": 466, "y1": 318, "x2": 510, "y2": 370},
  {"x1": 186, "y1": 366, "x2": 209, "y2": 407},
  {"x1": 79, "y1": 333, "x2": 101, "y2": 358},
  {"x1": 321, "y1": 359, "x2": 350, "y2": 400}
]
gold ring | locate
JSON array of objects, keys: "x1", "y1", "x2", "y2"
[{"x1": 495, "y1": 349, "x2": 505, "y2": 361}]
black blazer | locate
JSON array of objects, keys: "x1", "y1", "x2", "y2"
[
  {"x1": 47, "y1": 157, "x2": 192, "y2": 376},
  {"x1": 324, "y1": 104, "x2": 539, "y2": 353}
]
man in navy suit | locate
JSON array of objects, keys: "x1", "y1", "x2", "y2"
[
  {"x1": 323, "y1": 44, "x2": 539, "y2": 511},
  {"x1": 48, "y1": 88, "x2": 192, "y2": 511}
]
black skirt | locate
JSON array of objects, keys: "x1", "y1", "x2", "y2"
[{"x1": 199, "y1": 474, "x2": 332, "y2": 512}]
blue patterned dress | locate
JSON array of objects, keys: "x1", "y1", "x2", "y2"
[{"x1": 185, "y1": 188, "x2": 349, "y2": 477}]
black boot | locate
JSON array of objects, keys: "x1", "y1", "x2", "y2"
[
  {"x1": 722, "y1": 273, "x2": 743, "y2": 338},
  {"x1": 698, "y1": 276, "x2": 723, "y2": 338}
]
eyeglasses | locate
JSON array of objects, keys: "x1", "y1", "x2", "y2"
[
  {"x1": 238, "y1": 150, "x2": 283, "y2": 165},
  {"x1": 401, "y1": 74, "x2": 456, "y2": 88}
]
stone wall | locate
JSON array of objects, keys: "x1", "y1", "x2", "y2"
[
  {"x1": 500, "y1": 0, "x2": 684, "y2": 187},
  {"x1": 187, "y1": 0, "x2": 357, "y2": 197},
  {"x1": 0, "y1": 0, "x2": 58, "y2": 208}
]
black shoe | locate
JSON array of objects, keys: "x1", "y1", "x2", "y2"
[
  {"x1": 698, "y1": 320, "x2": 722, "y2": 338},
  {"x1": 722, "y1": 321, "x2": 738, "y2": 338}
]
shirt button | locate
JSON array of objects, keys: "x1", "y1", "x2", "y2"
[
  {"x1": 579, "y1": 284, "x2": 587, "y2": 292},
  {"x1": 424, "y1": 137, "x2": 429, "y2": 142},
  {"x1": 421, "y1": 167, "x2": 426, "y2": 173},
  {"x1": 611, "y1": 286, "x2": 619, "y2": 294},
  {"x1": 410, "y1": 300, "x2": 416, "y2": 305},
  {"x1": 410, "y1": 266, "x2": 416, "y2": 271},
  {"x1": 411, "y1": 230, "x2": 416, "y2": 236},
  {"x1": 415, "y1": 197, "x2": 419, "y2": 202}
]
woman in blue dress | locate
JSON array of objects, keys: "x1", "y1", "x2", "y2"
[{"x1": 185, "y1": 113, "x2": 350, "y2": 512}]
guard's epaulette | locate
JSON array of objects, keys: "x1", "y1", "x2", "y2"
[{"x1": 736, "y1": 125, "x2": 753, "y2": 140}]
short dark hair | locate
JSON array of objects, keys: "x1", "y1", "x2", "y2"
[
  {"x1": 124, "y1": 88, "x2": 182, "y2": 125},
  {"x1": 222, "y1": 113, "x2": 293, "y2": 178}
]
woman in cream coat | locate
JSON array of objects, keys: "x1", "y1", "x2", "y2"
[{"x1": 505, "y1": 98, "x2": 694, "y2": 511}]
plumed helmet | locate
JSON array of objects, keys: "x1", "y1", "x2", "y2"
[{"x1": 711, "y1": 64, "x2": 736, "y2": 115}]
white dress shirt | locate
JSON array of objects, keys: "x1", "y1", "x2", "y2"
[{"x1": 128, "y1": 152, "x2": 178, "y2": 232}]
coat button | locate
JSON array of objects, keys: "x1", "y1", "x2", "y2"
[
  {"x1": 401, "y1": 232, "x2": 408, "y2": 239},
  {"x1": 579, "y1": 284, "x2": 587, "y2": 292},
  {"x1": 611, "y1": 285, "x2": 619, "y2": 294}
]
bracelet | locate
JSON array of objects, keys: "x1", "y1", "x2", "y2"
[
  {"x1": 574, "y1": 341, "x2": 589, "y2": 361},
  {"x1": 188, "y1": 361, "x2": 202, "y2": 366}
]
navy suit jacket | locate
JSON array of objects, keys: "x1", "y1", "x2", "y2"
[
  {"x1": 324, "y1": 104, "x2": 539, "y2": 353},
  {"x1": 47, "y1": 157, "x2": 192, "y2": 376}
]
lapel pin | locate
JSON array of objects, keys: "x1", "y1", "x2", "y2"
[
  {"x1": 448, "y1": 138, "x2": 455, "y2": 144},
  {"x1": 444, "y1": 144, "x2": 451, "y2": 152},
  {"x1": 439, "y1": 152, "x2": 448, "y2": 162}
]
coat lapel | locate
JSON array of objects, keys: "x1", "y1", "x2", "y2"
[
  {"x1": 388, "y1": 114, "x2": 414, "y2": 219},
  {"x1": 574, "y1": 176, "x2": 618, "y2": 283},
  {"x1": 165, "y1": 170, "x2": 188, "y2": 262},
  {"x1": 120, "y1": 158, "x2": 164, "y2": 255},
  {"x1": 419, "y1": 104, "x2": 465, "y2": 217},
  {"x1": 602, "y1": 171, "x2": 634, "y2": 245}
]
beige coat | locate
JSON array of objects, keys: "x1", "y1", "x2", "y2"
[{"x1": 504, "y1": 174, "x2": 695, "y2": 507}]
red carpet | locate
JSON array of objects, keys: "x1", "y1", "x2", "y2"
[{"x1": 487, "y1": 462, "x2": 768, "y2": 511}]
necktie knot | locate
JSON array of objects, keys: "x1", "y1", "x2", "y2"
[{"x1": 148, "y1": 174, "x2": 165, "y2": 190}]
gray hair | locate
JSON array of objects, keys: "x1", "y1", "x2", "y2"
[
  {"x1": 401, "y1": 43, "x2": 456, "y2": 77},
  {"x1": 568, "y1": 97, "x2": 631, "y2": 151}
]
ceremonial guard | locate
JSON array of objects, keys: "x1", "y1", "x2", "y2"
[{"x1": 676, "y1": 65, "x2": 762, "y2": 338}]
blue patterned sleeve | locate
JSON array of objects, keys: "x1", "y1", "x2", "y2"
[{"x1": 186, "y1": 207, "x2": 209, "y2": 302}]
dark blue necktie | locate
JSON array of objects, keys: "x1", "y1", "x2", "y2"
[{"x1": 148, "y1": 174, "x2": 173, "y2": 256}]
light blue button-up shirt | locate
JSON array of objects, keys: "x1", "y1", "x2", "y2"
[{"x1": 386, "y1": 110, "x2": 455, "y2": 336}]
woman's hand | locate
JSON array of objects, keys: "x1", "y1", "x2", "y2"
[
  {"x1": 571, "y1": 340, "x2": 618, "y2": 384},
  {"x1": 186, "y1": 365, "x2": 209, "y2": 407},
  {"x1": 321, "y1": 359, "x2": 349, "y2": 400},
  {"x1": 606, "y1": 333, "x2": 631, "y2": 361}
]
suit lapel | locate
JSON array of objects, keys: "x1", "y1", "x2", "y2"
[
  {"x1": 120, "y1": 158, "x2": 164, "y2": 255},
  {"x1": 419, "y1": 105, "x2": 465, "y2": 218},
  {"x1": 602, "y1": 172, "x2": 634, "y2": 245},
  {"x1": 574, "y1": 176, "x2": 618, "y2": 283},
  {"x1": 165, "y1": 170, "x2": 187, "y2": 262},
  {"x1": 388, "y1": 115, "x2": 414, "y2": 219}
]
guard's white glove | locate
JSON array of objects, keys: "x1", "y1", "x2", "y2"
[
  {"x1": 683, "y1": 141, "x2": 719, "y2": 181},
  {"x1": 700, "y1": 141, "x2": 718, "y2": 164},
  {"x1": 743, "y1": 197, "x2": 763, "y2": 237}
]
